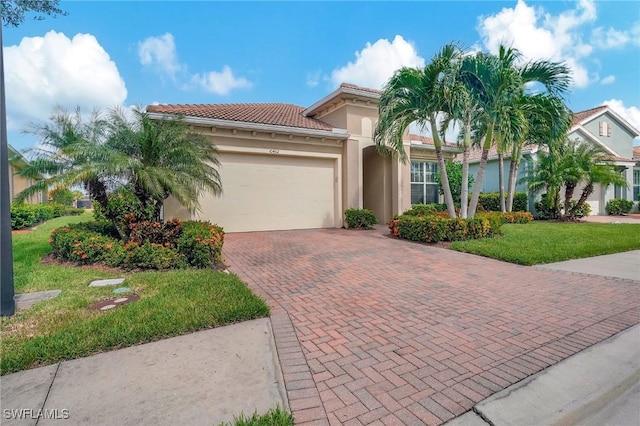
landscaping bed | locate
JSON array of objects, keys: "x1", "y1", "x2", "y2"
[{"x1": 0, "y1": 215, "x2": 269, "y2": 375}]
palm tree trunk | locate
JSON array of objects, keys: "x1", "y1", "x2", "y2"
[
  {"x1": 569, "y1": 183, "x2": 593, "y2": 218},
  {"x1": 498, "y1": 153, "x2": 505, "y2": 212},
  {"x1": 430, "y1": 116, "x2": 456, "y2": 218},
  {"x1": 507, "y1": 157, "x2": 518, "y2": 212},
  {"x1": 461, "y1": 146, "x2": 470, "y2": 219},
  {"x1": 563, "y1": 182, "x2": 577, "y2": 220},
  {"x1": 469, "y1": 123, "x2": 494, "y2": 217}
]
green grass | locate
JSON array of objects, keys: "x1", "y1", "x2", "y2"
[
  {"x1": 1, "y1": 215, "x2": 269, "y2": 375},
  {"x1": 451, "y1": 221, "x2": 640, "y2": 265},
  {"x1": 219, "y1": 406, "x2": 294, "y2": 426}
]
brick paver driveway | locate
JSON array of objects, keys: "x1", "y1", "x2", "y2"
[{"x1": 224, "y1": 228, "x2": 639, "y2": 425}]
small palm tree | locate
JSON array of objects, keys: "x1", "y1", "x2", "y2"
[{"x1": 16, "y1": 106, "x2": 222, "y2": 234}]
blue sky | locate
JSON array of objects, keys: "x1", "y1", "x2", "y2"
[{"x1": 4, "y1": 0, "x2": 640, "y2": 150}]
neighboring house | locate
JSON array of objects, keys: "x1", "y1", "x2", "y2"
[
  {"x1": 633, "y1": 145, "x2": 640, "y2": 207},
  {"x1": 466, "y1": 105, "x2": 640, "y2": 215},
  {"x1": 148, "y1": 83, "x2": 457, "y2": 232},
  {"x1": 8, "y1": 145, "x2": 44, "y2": 205}
]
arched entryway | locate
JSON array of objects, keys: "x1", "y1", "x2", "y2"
[{"x1": 363, "y1": 145, "x2": 393, "y2": 223}]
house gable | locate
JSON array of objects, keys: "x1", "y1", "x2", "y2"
[{"x1": 579, "y1": 110, "x2": 637, "y2": 159}]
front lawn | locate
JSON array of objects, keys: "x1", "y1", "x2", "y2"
[
  {"x1": 451, "y1": 221, "x2": 640, "y2": 265},
  {"x1": 1, "y1": 215, "x2": 269, "y2": 375}
]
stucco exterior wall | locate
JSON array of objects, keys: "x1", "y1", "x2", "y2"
[{"x1": 581, "y1": 111, "x2": 635, "y2": 158}]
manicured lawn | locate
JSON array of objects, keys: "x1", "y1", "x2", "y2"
[
  {"x1": 220, "y1": 406, "x2": 294, "y2": 426},
  {"x1": 1, "y1": 215, "x2": 269, "y2": 375},
  {"x1": 451, "y1": 221, "x2": 640, "y2": 265}
]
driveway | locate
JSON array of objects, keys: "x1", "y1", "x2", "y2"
[{"x1": 224, "y1": 228, "x2": 639, "y2": 425}]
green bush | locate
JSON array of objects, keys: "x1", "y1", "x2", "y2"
[
  {"x1": 178, "y1": 221, "x2": 225, "y2": 268},
  {"x1": 478, "y1": 192, "x2": 528, "y2": 212},
  {"x1": 606, "y1": 198, "x2": 633, "y2": 215},
  {"x1": 49, "y1": 188, "x2": 75, "y2": 206},
  {"x1": 93, "y1": 187, "x2": 156, "y2": 235},
  {"x1": 389, "y1": 214, "x2": 501, "y2": 243},
  {"x1": 569, "y1": 200, "x2": 592, "y2": 218},
  {"x1": 10, "y1": 203, "x2": 55, "y2": 230},
  {"x1": 129, "y1": 218, "x2": 183, "y2": 246},
  {"x1": 344, "y1": 208, "x2": 378, "y2": 229},
  {"x1": 403, "y1": 203, "x2": 447, "y2": 216},
  {"x1": 50, "y1": 219, "x2": 223, "y2": 270},
  {"x1": 480, "y1": 211, "x2": 534, "y2": 224}
]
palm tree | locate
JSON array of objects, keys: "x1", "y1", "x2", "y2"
[
  {"x1": 16, "y1": 106, "x2": 222, "y2": 235},
  {"x1": 465, "y1": 46, "x2": 571, "y2": 217},
  {"x1": 374, "y1": 44, "x2": 463, "y2": 218}
]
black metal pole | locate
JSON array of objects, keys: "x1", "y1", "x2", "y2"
[{"x1": 0, "y1": 24, "x2": 16, "y2": 317}]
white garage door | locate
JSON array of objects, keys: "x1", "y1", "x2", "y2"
[{"x1": 196, "y1": 153, "x2": 337, "y2": 232}]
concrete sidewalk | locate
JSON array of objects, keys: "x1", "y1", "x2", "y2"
[
  {"x1": 446, "y1": 324, "x2": 640, "y2": 426},
  {"x1": 0, "y1": 318, "x2": 287, "y2": 426},
  {"x1": 536, "y1": 250, "x2": 640, "y2": 281}
]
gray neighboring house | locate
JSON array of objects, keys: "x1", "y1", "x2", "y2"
[{"x1": 467, "y1": 105, "x2": 640, "y2": 214}]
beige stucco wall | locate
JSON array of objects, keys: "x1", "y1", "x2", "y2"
[{"x1": 10, "y1": 165, "x2": 42, "y2": 204}]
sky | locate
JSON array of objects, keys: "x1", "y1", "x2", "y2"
[{"x1": 3, "y1": 0, "x2": 640, "y2": 151}]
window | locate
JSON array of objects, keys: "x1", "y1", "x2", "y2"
[
  {"x1": 411, "y1": 161, "x2": 439, "y2": 204},
  {"x1": 599, "y1": 121, "x2": 611, "y2": 137},
  {"x1": 614, "y1": 168, "x2": 627, "y2": 199},
  {"x1": 634, "y1": 170, "x2": 640, "y2": 202}
]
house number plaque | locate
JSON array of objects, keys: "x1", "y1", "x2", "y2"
[{"x1": 268, "y1": 149, "x2": 280, "y2": 154}]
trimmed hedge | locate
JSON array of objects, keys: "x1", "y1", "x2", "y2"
[
  {"x1": 50, "y1": 219, "x2": 224, "y2": 270},
  {"x1": 387, "y1": 211, "x2": 533, "y2": 243},
  {"x1": 478, "y1": 192, "x2": 528, "y2": 212},
  {"x1": 344, "y1": 208, "x2": 378, "y2": 229},
  {"x1": 404, "y1": 203, "x2": 447, "y2": 216},
  {"x1": 606, "y1": 198, "x2": 633, "y2": 215},
  {"x1": 11, "y1": 203, "x2": 84, "y2": 230}
]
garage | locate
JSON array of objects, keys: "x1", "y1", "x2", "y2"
[{"x1": 195, "y1": 152, "x2": 338, "y2": 232}]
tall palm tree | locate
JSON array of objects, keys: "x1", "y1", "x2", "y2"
[
  {"x1": 465, "y1": 46, "x2": 571, "y2": 217},
  {"x1": 16, "y1": 106, "x2": 222, "y2": 233},
  {"x1": 374, "y1": 44, "x2": 463, "y2": 218}
]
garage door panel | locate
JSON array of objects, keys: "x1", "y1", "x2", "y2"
[{"x1": 197, "y1": 153, "x2": 336, "y2": 232}]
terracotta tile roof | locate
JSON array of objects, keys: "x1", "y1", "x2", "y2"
[
  {"x1": 408, "y1": 134, "x2": 457, "y2": 148},
  {"x1": 339, "y1": 82, "x2": 382, "y2": 95},
  {"x1": 463, "y1": 144, "x2": 540, "y2": 162},
  {"x1": 634, "y1": 146, "x2": 640, "y2": 161},
  {"x1": 571, "y1": 105, "x2": 608, "y2": 126},
  {"x1": 146, "y1": 103, "x2": 335, "y2": 131}
]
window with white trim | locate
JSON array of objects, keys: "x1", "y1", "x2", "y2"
[
  {"x1": 411, "y1": 161, "x2": 439, "y2": 204},
  {"x1": 634, "y1": 169, "x2": 640, "y2": 202}
]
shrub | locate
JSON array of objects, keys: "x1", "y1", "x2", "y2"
[
  {"x1": 534, "y1": 194, "x2": 560, "y2": 220},
  {"x1": 118, "y1": 241, "x2": 186, "y2": 270},
  {"x1": 50, "y1": 225, "x2": 115, "y2": 264},
  {"x1": 390, "y1": 214, "x2": 501, "y2": 243},
  {"x1": 344, "y1": 208, "x2": 378, "y2": 229},
  {"x1": 10, "y1": 203, "x2": 55, "y2": 230},
  {"x1": 49, "y1": 188, "x2": 75, "y2": 206},
  {"x1": 178, "y1": 221, "x2": 225, "y2": 268},
  {"x1": 93, "y1": 187, "x2": 156, "y2": 235},
  {"x1": 569, "y1": 200, "x2": 592, "y2": 218},
  {"x1": 129, "y1": 219, "x2": 183, "y2": 246},
  {"x1": 478, "y1": 192, "x2": 528, "y2": 212},
  {"x1": 435, "y1": 161, "x2": 475, "y2": 202},
  {"x1": 480, "y1": 211, "x2": 534, "y2": 225},
  {"x1": 606, "y1": 199, "x2": 633, "y2": 215},
  {"x1": 403, "y1": 203, "x2": 447, "y2": 216}
]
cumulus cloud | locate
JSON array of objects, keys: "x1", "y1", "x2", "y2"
[
  {"x1": 600, "y1": 75, "x2": 615, "y2": 85},
  {"x1": 477, "y1": 0, "x2": 597, "y2": 88},
  {"x1": 138, "y1": 33, "x2": 184, "y2": 79},
  {"x1": 4, "y1": 30, "x2": 127, "y2": 131},
  {"x1": 306, "y1": 70, "x2": 321, "y2": 88},
  {"x1": 331, "y1": 35, "x2": 425, "y2": 89},
  {"x1": 591, "y1": 23, "x2": 640, "y2": 49},
  {"x1": 138, "y1": 33, "x2": 250, "y2": 96},
  {"x1": 602, "y1": 99, "x2": 640, "y2": 133},
  {"x1": 191, "y1": 66, "x2": 251, "y2": 95}
]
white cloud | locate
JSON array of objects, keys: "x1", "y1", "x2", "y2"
[
  {"x1": 138, "y1": 33, "x2": 184, "y2": 79},
  {"x1": 331, "y1": 35, "x2": 425, "y2": 89},
  {"x1": 591, "y1": 23, "x2": 640, "y2": 49},
  {"x1": 600, "y1": 75, "x2": 615, "y2": 85},
  {"x1": 602, "y1": 99, "x2": 640, "y2": 133},
  {"x1": 477, "y1": 0, "x2": 597, "y2": 88},
  {"x1": 191, "y1": 66, "x2": 251, "y2": 96},
  {"x1": 138, "y1": 33, "x2": 250, "y2": 96},
  {"x1": 4, "y1": 30, "x2": 127, "y2": 131}
]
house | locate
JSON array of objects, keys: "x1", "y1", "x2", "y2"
[
  {"x1": 466, "y1": 105, "x2": 640, "y2": 214},
  {"x1": 8, "y1": 145, "x2": 44, "y2": 205},
  {"x1": 148, "y1": 83, "x2": 457, "y2": 232}
]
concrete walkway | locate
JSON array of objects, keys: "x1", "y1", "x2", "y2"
[
  {"x1": 537, "y1": 250, "x2": 640, "y2": 281},
  {"x1": 0, "y1": 318, "x2": 287, "y2": 425}
]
